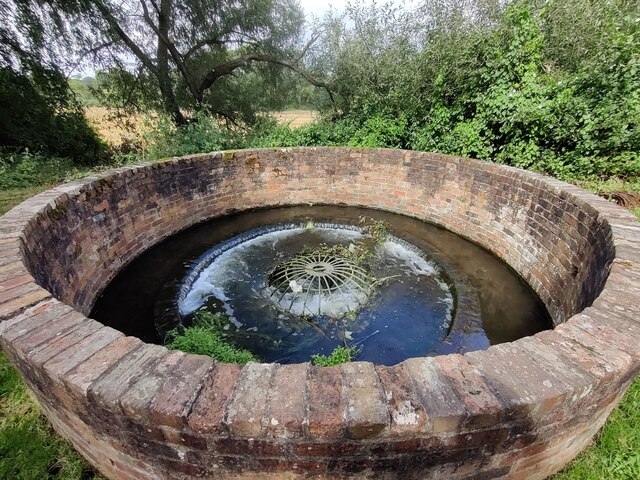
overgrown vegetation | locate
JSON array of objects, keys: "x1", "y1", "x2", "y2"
[{"x1": 166, "y1": 311, "x2": 256, "y2": 364}]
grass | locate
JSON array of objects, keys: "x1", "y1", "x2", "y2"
[
  {"x1": 0, "y1": 154, "x2": 639, "y2": 478},
  {"x1": 0, "y1": 351, "x2": 105, "y2": 480}
]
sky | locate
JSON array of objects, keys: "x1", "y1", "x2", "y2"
[
  {"x1": 299, "y1": 0, "x2": 417, "y2": 19},
  {"x1": 299, "y1": 0, "x2": 351, "y2": 18}
]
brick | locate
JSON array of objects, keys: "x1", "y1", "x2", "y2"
[
  {"x1": 265, "y1": 363, "x2": 308, "y2": 438},
  {"x1": 306, "y1": 365, "x2": 345, "y2": 439},
  {"x1": 88, "y1": 342, "x2": 167, "y2": 406},
  {"x1": 10, "y1": 310, "x2": 86, "y2": 356},
  {"x1": 188, "y1": 363, "x2": 241, "y2": 435},
  {"x1": 44, "y1": 326, "x2": 124, "y2": 379},
  {"x1": 375, "y1": 364, "x2": 427, "y2": 435},
  {"x1": 0, "y1": 287, "x2": 51, "y2": 320},
  {"x1": 403, "y1": 357, "x2": 467, "y2": 433},
  {"x1": 148, "y1": 353, "x2": 214, "y2": 428},
  {"x1": 0, "y1": 299, "x2": 69, "y2": 340},
  {"x1": 225, "y1": 362, "x2": 275, "y2": 437},
  {"x1": 436, "y1": 354, "x2": 504, "y2": 428},
  {"x1": 119, "y1": 349, "x2": 184, "y2": 421},
  {"x1": 64, "y1": 335, "x2": 143, "y2": 396},
  {"x1": 342, "y1": 361, "x2": 389, "y2": 439},
  {"x1": 28, "y1": 318, "x2": 103, "y2": 365},
  {"x1": 465, "y1": 347, "x2": 568, "y2": 419},
  {"x1": 2, "y1": 147, "x2": 639, "y2": 479}
]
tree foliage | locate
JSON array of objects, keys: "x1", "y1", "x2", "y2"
[
  {"x1": 308, "y1": 0, "x2": 640, "y2": 180},
  {"x1": 6, "y1": 0, "x2": 330, "y2": 124}
]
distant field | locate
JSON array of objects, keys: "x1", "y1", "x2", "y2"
[
  {"x1": 85, "y1": 107, "x2": 316, "y2": 147},
  {"x1": 84, "y1": 107, "x2": 148, "y2": 147},
  {"x1": 272, "y1": 109, "x2": 316, "y2": 128}
]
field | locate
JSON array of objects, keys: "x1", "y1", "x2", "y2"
[{"x1": 84, "y1": 107, "x2": 317, "y2": 148}]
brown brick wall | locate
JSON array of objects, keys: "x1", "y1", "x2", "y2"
[{"x1": 1, "y1": 148, "x2": 639, "y2": 479}]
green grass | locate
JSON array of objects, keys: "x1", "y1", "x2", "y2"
[{"x1": 0, "y1": 351, "x2": 105, "y2": 480}]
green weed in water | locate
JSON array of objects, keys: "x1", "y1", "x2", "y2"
[
  {"x1": 166, "y1": 311, "x2": 256, "y2": 364},
  {"x1": 311, "y1": 346, "x2": 355, "y2": 367}
]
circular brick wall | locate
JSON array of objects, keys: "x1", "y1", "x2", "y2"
[{"x1": 0, "y1": 147, "x2": 639, "y2": 480}]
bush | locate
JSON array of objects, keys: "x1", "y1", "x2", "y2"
[
  {"x1": 0, "y1": 66, "x2": 106, "y2": 165},
  {"x1": 0, "y1": 152, "x2": 84, "y2": 190}
]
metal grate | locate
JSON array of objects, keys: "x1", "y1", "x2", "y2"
[{"x1": 267, "y1": 251, "x2": 375, "y2": 318}]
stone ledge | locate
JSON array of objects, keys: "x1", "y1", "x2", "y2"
[{"x1": 0, "y1": 147, "x2": 638, "y2": 479}]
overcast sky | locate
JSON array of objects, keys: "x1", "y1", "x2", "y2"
[{"x1": 299, "y1": 0, "x2": 350, "y2": 18}]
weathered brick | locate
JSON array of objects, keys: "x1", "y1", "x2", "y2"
[
  {"x1": 342, "y1": 361, "x2": 389, "y2": 439},
  {"x1": 63, "y1": 335, "x2": 143, "y2": 396},
  {"x1": 43, "y1": 326, "x2": 124, "y2": 379},
  {"x1": 403, "y1": 357, "x2": 467, "y2": 433},
  {"x1": 88, "y1": 342, "x2": 167, "y2": 406},
  {"x1": 437, "y1": 354, "x2": 504, "y2": 428},
  {"x1": 225, "y1": 362, "x2": 275, "y2": 437},
  {"x1": 188, "y1": 363, "x2": 241, "y2": 435},
  {"x1": 148, "y1": 353, "x2": 214, "y2": 428},
  {"x1": 1, "y1": 147, "x2": 638, "y2": 479},
  {"x1": 375, "y1": 364, "x2": 427, "y2": 435},
  {"x1": 306, "y1": 365, "x2": 345, "y2": 439},
  {"x1": 119, "y1": 349, "x2": 185, "y2": 421},
  {"x1": 265, "y1": 363, "x2": 309, "y2": 438}
]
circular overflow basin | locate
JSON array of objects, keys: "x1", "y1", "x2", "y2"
[{"x1": 0, "y1": 147, "x2": 639, "y2": 479}]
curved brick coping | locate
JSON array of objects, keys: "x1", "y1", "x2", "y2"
[{"x1": 0, "y1": 147, "x2": 639, "y2": 480}]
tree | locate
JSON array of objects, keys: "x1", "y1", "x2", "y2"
[
  {"x1": 0, "y1": 0, "x2": 105, "y2": 162},
  {"x1": 3, "y1": 0, "x2": 330, "y2": 125}
]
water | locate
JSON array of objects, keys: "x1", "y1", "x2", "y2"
[{"x1": 91, "y1": 206, "x2": 552, "y2": 365}]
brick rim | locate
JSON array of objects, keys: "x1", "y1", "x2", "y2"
[{"x1": 0, "y1": 147, "x2": 638, "y2": 479}]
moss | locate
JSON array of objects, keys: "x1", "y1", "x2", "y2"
[{"x1": 222, "y1": 151, "x2": 236, "y2": 162}]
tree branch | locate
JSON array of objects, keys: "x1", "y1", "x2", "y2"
[
  {"x1": 183, "y1": 30, "x2": 260, "y2": 62},
  {"x1": 91, "y1": 0, "x2": 159, "y2": 76},
  {"x1": 198, "y1": 53, "x2": 333, "y2": 102}
]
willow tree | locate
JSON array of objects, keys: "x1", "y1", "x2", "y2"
[{"x1": 3, "y1": 0, "x2": 329, "y2": 124}]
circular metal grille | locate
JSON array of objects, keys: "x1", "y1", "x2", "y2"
[{"x1": 267, "y1": 251, "x2": 375, "y2": 318}]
